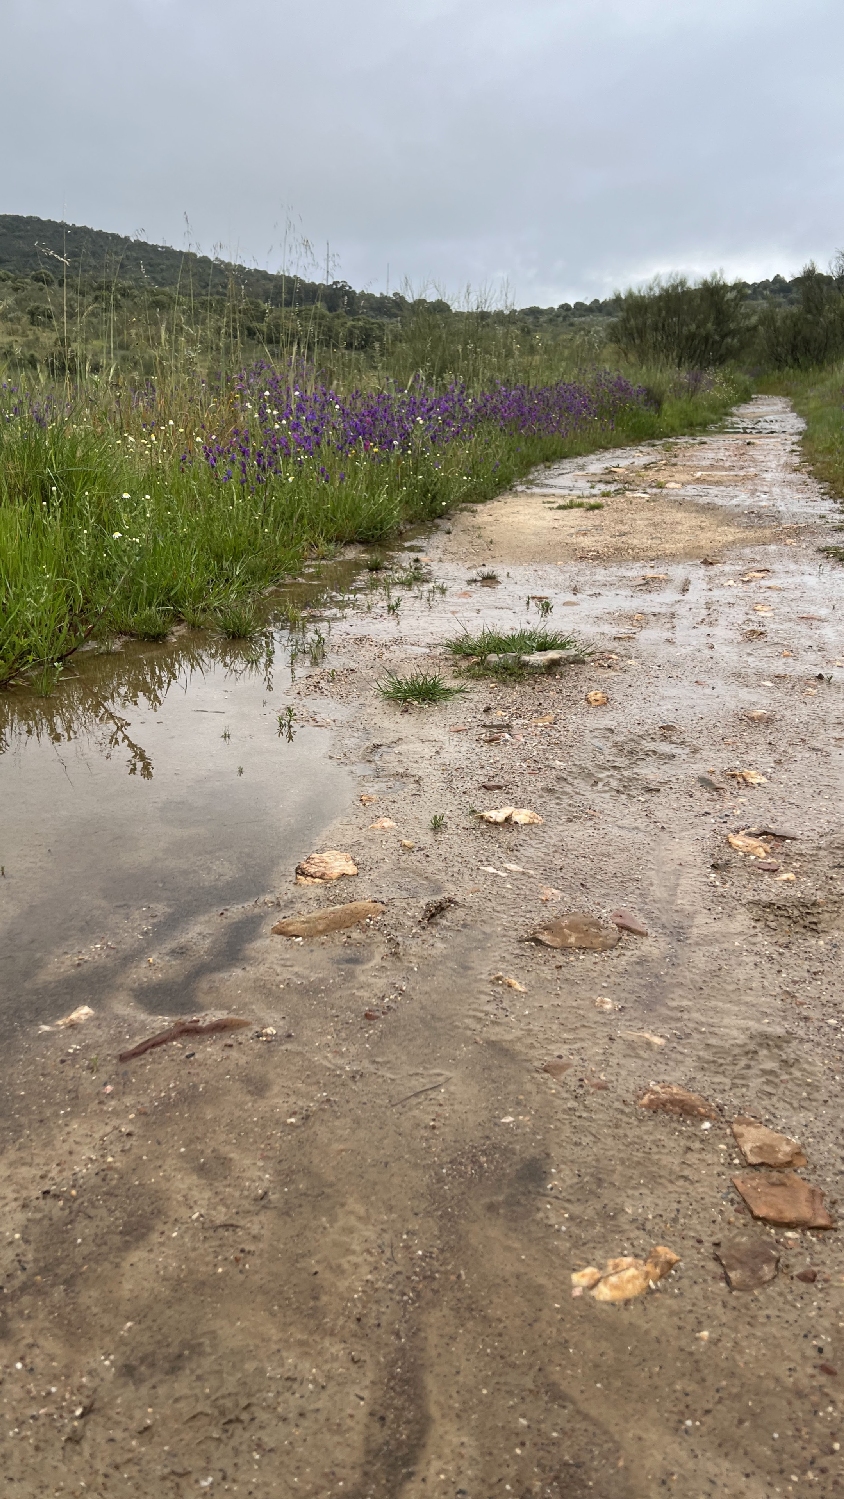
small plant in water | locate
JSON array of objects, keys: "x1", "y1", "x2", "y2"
[
  {"x1": 214, "y1": 598, "x2": 259, "y2": 640},
  {"x1": 308, "y1": 627, "x2": 327, "y2": 665},
  {"x1": 430, "y1": 813, "x2": 446, "y2": 832},
  {"x1": 277, "y1": 705, "x2": 296, "y2": 742},
  {"x1": 379, "y1": 671, "x2": 464, "y2": 705},
  {"x1": 130, "y1": 607, "x2": 173, "y2": 642},
  {"x1": 367, "y1": 555, "x2": 386, "y2": 571}
]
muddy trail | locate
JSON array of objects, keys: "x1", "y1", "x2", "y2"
[{"x1": 1, "y1": 394, "x2": 843, "y2": 1497}]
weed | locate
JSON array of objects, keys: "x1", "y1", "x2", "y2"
[
  {"x1": 277, "y1": 705, "x2": 296, "y2": 742},
  {"x1": 550, "y1": 498, "x2": 604, "y2": 510},
  {"x1": 378, "y1": 671, "x2": 464, "y2": 705},
  {"x1": 308, "y1": 628, "x2": 326, "y2": 665},
  {"x1": 213, "y1": 598, "x2": 259, "y2": 639},
  {"x1": 237, "y1": 766, "x2": 244, "y2": 776},
  {"x1": 447, "y1": 626, "x2": 578, "y2": 660},
  {"x1": 430, "y1": 813, "x2": 446, "y2": 832},
  {"x1": 221, "y1": 726, "x2": 231, "y2": 741},
  {"x1": 367, "y1": 556, "x2": 386, "y2": 571},
  {"x1": 386, "y1": 597, "x2": 402, "y2": 616},
  {"x1": 127, "y1": 607, "x2": 173, "y2": 642}
]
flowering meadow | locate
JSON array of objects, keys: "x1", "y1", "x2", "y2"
[{"x1": 0, "y1": 360, "x2": 743, "y2": 686}]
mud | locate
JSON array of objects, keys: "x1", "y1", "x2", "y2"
[{"x1": 1, "y1": 395, "x2": 843, "y2": 1496}]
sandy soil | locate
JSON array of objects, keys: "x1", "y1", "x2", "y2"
[{"x1": 2, "y1": 396, "x2": 844, "y2": 1498}]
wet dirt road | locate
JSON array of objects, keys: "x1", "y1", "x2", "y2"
[{"x1": 1, "y1": 395, "x2": 843, "y2": 1497}]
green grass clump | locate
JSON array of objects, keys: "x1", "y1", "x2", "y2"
[
  {"x1": 551, "y1": 498, "x2": 604, "y2": 510},
  {"x1": 447, "y1": 626, "x2": 578, "y2": 659},
  {"x1": 378, "y1": 671, "x2": 464, "y2": 705},
  {"x1": 212, "y1": 598, "x2": 260, "y2": 639}
]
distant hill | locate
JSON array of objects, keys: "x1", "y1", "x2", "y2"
[{"x1": 0, "y1": 215, "x2": 806, "y2": 322}]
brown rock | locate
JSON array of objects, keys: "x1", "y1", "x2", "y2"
[
  {"x1": 368, "y1": 817, "x2": 397, "y2": 830},
  {"x1": 645, "y1": 1245, "x2": 681, "y2": 1282},
  {"x1": 611, "y1": 908, "x2": 648, "y2": 936},
  {"x1": 585, "y1": 690, "x2": 609, "y2": 707},
  {"x1": 732, "y1": 1170, "x2": 833, "y2": 1229},
  {"x1": 637, "y1": 1083, "x2": 718, "y2": 1120},
  {"x1": 796, "y1": 1267, "x2": 817, "y2": 1284},
  {"x1": 732, "y1": 1116, "x2": 807, "y2": 1169},
  {"x1": 715, "y1": 1236, "x2": 780, "y2": 1291},
  {"x1": 530, "y1": 914, "x2": 620, "y2": 951},
  {"x1": 592, "y1": 1264, "x2": 650, "y2": 1302},
  {"x1": 295, "y1": 850, "x2": 358, "y2": 884},
  {"x1": 272, "y1": 901, "x2": 385, "y2": 938},
  {"x1": 727, "y1": 831, "x2": 770, "y2": 858},
  {"x1": 571, "y1": 1267, "x2": 602, "y2": 1289},
  {"x1": 542, "y1": 1059, "x2": 573, "y2": 1079}
]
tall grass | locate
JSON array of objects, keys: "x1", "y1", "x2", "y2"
[{"x1": 0, "y1": 363, "x2": 744, "y2": 688}]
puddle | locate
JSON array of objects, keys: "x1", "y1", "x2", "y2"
[{"x1": 0, "y1": 584, "x2": 356, "y2": 1035}]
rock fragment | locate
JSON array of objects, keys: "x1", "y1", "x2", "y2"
[
  {"x1": 611, "y1": 908, "x2": 648, "y2": 936},
  {"x1": 715, "y1": 1236, "x2": 780, "y2": 1291},
  {"x1": 731, "y1": 1170, "x2": 833, "y2": 1229},
  {"x1": 295, "y1": 850, "x2": 358, "y2": 884},
  {"x1": 530, "y1": 914, "x2": 620, "y2": 951},
  {"x1": 727, "y1": 831, "x2": 770, "y2": 858},
  {"x1": 478, "y1": 806, "x2": 542, "y2": 825},
  {"x1": 637, "y1": 1083, "x2": 718, "y2": 1120},
  {"x1": 731, "y1": 1117, "x2": 806, "y2": 1169},
  {"x1": 272, "y1": 901, "x2": 385, "y2": 938},
  {"x1": 585, "y1": 691, "x2": 609, "y2": 706}
]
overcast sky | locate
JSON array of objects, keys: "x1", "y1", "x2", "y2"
[{"x1": 3, "y1": 0, "x2": 842, "y2": 304}]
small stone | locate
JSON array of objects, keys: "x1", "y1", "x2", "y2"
[
  {"x1": 272, "y1": 901, "x2": 385, "y2": 938},
  {"x1": 732, "y1": 1170, "x2": 833, "y2": 1229},
  {"x1": 727, "y1": 831, "x2": 770, "y2": 858},
  {"x1": 731, "y1": 1117, "x2": 806, "y2": 1169},
  {"x1": 571, "y1": 1267, "x2": 602, "y2": 1289},
  {"x1": 715, "y1": 1236, "x2": 780, "y2": 1291},
  {"x1": 530, "y1": 914, "x2": 620, "y2": 951},
  {"x1": 295, "y1": 850, "x2": 358, "y2": 884},
  {"x1": 585, "y1": 691, "x2": 609, "y2": 706},
  {"x1": 542, "y1": 1059, "x2": 573, "y2": 1079},
  {"x1": 368, "y1": 817, "x2": 397, "y2": 830},
  {"x1": 611, "y1": 909, "x2": 648, "y2": 936},
  {"x1": 638, "y1": 1084, "x2": 718, "y2": 1120}
]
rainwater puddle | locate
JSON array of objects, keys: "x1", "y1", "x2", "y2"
[{"x1": 0, "y1": 581, "x2": 356, "y2": 1033}]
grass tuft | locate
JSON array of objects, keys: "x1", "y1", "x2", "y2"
[
  {"x1": 213, "y1": 599, "x2": 260, "y2": 639},
  {"x1": 446, "y1": 626, "x2": 578, "y2": 659},
  {"x1": 378, "y1": 670, "x2": 464, "y2": 705},
  {"x1": 551, "y1": 498, "x2": 604, "y2": 510}
]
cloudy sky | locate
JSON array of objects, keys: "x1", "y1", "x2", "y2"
[{"x1": 3, "y1": 0, "x2": 842, "y2": 304}]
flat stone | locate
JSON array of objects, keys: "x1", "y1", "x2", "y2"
[
  {"x1": 295, "y1": 850, "x2": 358, "y2": 884},
  {"x1": 732, "y1": 1170, "x2": 833, "y2": 1229},
  {"x1": 715, "y1": 1236, "x2": 780, "y2": 1291},
  {"x1": 530, "y1": 914, "x2": 620, "y2": 951},
  {"x1": 520, "y1": 649, "x2": 589, "y2": 669},
  {"x1": 732, "y1": 1116, "x2": 806, "y2": 1168},
  {"x1": 611, "y1": 908, "x2": 648, "y2": 936},
  {"x1": 272, "y1": 901, "x2": 385, "y2": 937},
  {"x1": 638, "y1": 1083, "x2": 719, "y2": 1120}
]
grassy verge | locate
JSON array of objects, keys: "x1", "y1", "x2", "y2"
[
  {"x1": 758, "y1": 366, "x2": 844, "y2": 502},
  {"x1": 0, "y1": 368, "x2": 747, "y2": 687}
]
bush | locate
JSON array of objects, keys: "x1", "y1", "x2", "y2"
[{"x1": 613, "y1": 276, "x2": 749, "y2": 368}]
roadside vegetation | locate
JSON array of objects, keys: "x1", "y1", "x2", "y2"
[{"x1": 2, "y1": 221, "x2": 843, "y2": 691}]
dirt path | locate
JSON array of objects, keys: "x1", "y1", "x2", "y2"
[{"x1": 2, "y1": 395, "x2": 844, "y2": 1497}]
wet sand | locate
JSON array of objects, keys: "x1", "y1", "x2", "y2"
[{"x1": 1, "y1": 396, "x2": 843, "y2": 1497}]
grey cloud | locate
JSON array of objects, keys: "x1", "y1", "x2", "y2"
[{"x1": 2, "y1": 0, "x2": 842, "y2": 302}]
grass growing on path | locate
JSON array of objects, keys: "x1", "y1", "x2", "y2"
[
  {"x1": 447, "y1": 625, "x2": 579, "y2": 659},
  {"x1": 0, "y1": 367, "x2": 746, "y2": 687},
  {"x1": 378, "y1": 671, "x2": 464, "y2": 705}
]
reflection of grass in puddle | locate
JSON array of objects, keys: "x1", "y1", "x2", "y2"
[{"x1": 379, "y1": 671, "x2": 464, "y2": 705}]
